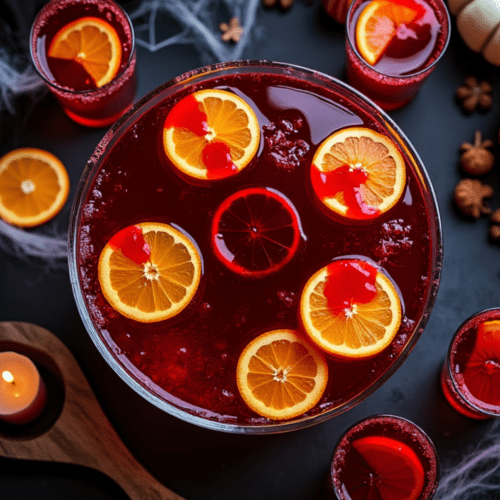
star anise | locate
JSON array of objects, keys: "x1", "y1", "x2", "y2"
[
  {"x1": 456, "y1": 77, "x2": 493, "y2": 114},
  {"x1": 460, "y1": 130, "x2": 495, "y2": 176},
  {"x1": 263, "y1": 0, "x2": 294, "y2": 10},
  {"x1": 454, "y1": 178, "x2": 493, "y2": 219},
  {"x1": 219, "y1": 17, "x2": 244, "y2": 43}
]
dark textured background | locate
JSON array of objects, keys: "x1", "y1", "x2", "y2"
[{"x1": 1, "y1": 0, "x2": 500, "y2": 498}]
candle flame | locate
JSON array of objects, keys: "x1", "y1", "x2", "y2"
[{"x1": 2, "y1": 370, "x2": 14, "y2": 383}]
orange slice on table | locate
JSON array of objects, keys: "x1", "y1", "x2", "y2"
[
  {"x1": 163, "y1": 89, "x2": 260, "y2": 181},
  {"x1": 0, "y1": 148, "x2": 70, "y2": 227},
  {"x1": 98, "y1": 222, "x2": 202, "y2": 323},
  {"x1": 48, "y1": 16, "x2": 122, "y2": 88},
  {"x1": 355, "y1": 0, "x2": 422, "y2": 66},
  {"x1": 300, "y1": 258, "x2": 402, "y2": 360},
  {"x1": 236, "y1": 329, "x2": 328, "y2": 420},
  {"x1": 311, "y1": 127, "x2": 406, "y2": 221}
]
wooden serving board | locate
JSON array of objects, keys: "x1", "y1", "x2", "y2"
[{"x1": 0, "y1": 322, "x2": 184, "y2": 500}]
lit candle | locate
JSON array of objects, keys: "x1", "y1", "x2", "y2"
[{"x1": 0, "y1": 351, "x2": 47, "y2": 425}]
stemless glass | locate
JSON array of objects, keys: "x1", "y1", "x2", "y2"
[
  {"x1": 441, "y1": 308, "x2": 500, "y2": 419},
  {"x1": 345, "y1": 0, "x2": 450, "y2": 110},
  {"x1": 329, "y1": 414, "x2": 440, "y2": 499},
  {"x1": 68, "y1": 60, "x2": 443, "y2": 434},
  {"x1": 30, "y1": 0, "x2": 137, "y2": 128}
]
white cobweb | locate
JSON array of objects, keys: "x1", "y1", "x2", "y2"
[
  {"x1": 0, "y1": 0, "x2": 259, "y2": 266},
  {"x1": 435, "y1": 419, "x2": 500, "y2": 500},
  {"x1": 0, "y1": 0, "x2": 46, "y2": 115},
  {"x1": 0, "y1": 52, "x2": 45, "y2": 114},
  {"x1": 128, "y1": 0, "x2": 260, "y2": 64},
  {"x1": 0, "y1": 219, "x2": 67, "y2": 268}
]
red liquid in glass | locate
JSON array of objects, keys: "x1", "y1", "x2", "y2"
[
  {"x1": 346, "y1": 0, "x2": 449, "y2": 110},
  {"x1": 330, "y1": 416, "x2": 438, "y2": 500},
  {"x1": 46, "y1": 58, "x2": 97, "y2": 92},
  {"x1": 441, "y1": 309, "x2": 500, "y2": 419},
  {"x1": 31, "y1": 0, "x2": 136, "y2": 127},
  {"x1": 77, "y1": 73, "x2": 434, "y2": 424},
  {"x1": 360, "y1": 0, "x2": 441, "y2": 77}
]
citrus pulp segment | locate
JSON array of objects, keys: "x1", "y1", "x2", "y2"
[
  {"x1": 48, "y1": 16, "x2": 122, "y2": 88},
  {"x1": 311, "y1": 127, "x2": 406, "y2": 221},
  {"x1": 351, "y1": 436, "x2": 425, "y2": 500},
  {"x1": 462, "y1": 320, "x2": 500, "y2": 408},
  {"x1": 355, "y1": 0, "x2": 421, "y2": 66},
  {"x1": 98, "y1": 222, "x2": 202, "y2": 323},
  {"x1": 163, "y1": 89, "x2": 260, "y2": 180},
  {"x1": 236, "y1": 329, "x2": 328, "y2": 420},
  {"x1": 211, "y1": 187, "x2": 302, "y2": 278},
  {"x1": 0, "y1": 148, "x2": 70, "y2": 227},
  {"x1": 300, "y1": 258, "x2": 402, "y2": 359}
]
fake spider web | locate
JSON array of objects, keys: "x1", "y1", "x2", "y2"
[
  {"x1": 129, "y1": 0, "x2": 260, "y2": 63},
  {"x1": 435, "y1": 419, "x2": 500, "y2": 500}
]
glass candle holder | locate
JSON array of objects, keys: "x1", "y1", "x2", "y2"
[
  {"x1": 329, "y1": 414, "x2": 440, "y2": 500},
  {"x1": 441, "y1": 308, "x2": 500, "y2": 419},
  {"x1": 345, "y1": 0, "x2": 450, "y2": 111},
  {"x1": 30, "y1": 0, "x2": 137, "y2": 128}
]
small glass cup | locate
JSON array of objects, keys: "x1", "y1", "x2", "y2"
[
  {"x1": 345, "y1": 0, "x2": 450, "y2": 110},
  {"x1": 30, "y1": 0, "x2": 137, "y2": 128},
  {"x1": 441, "y1": 308, "x2": 500, "y2": 420},
  {"x1": 328, "y1": 414, "x2": 440, "y2": 500}
]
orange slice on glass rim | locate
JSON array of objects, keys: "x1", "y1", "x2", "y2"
[
  {"x1": 300, "y1": 258, "x2": 402, "y2": 360},
  {"x1": 0, "y1": 148, "x2": 70, "y2": 227},
  {"x1": 48, "y1": 16, "x2": 122, "y2": 88},
  {"x1": 355, "y1": 0, "x2": 423, "y2": 66},
  {"x1": 163, "y1": 89, "x2": 260, "y2": 181},
  {"x1": 98, "y1": 222, "x2": 202, "y2": 323},
  {"x1": 351, "y1": 436, "x2": 425, "y2": 500},
  {"x1": 236, "y1": 329, "x2": 328, "y2": 420},
  {"x1": 311, "y1": 127, "x2": 406, "y2": 221}
]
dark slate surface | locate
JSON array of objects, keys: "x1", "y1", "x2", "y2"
[{"x1": 1, "y1": 1, "x2": 500, "y2": 499}]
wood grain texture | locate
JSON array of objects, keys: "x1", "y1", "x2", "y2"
[{"x1": 0, "y1": 322, "x2": 185, "y2": 500}]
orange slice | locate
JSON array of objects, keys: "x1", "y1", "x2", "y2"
[
  {"x1": 211, "y1": 187, "x2": 301, "y2": 278},
  {"x1": 163, "y1": 89, "x2": 260, "y2": 181},
  {"x1": 462, "y1": 320, "x2": 500, "y2": 408},
  {"x1": 299, "y1": 258, "x2": 402, "y2": 360},
  {"x1": 0, "y1": 148, "x2": 70, "y2": 227},
  {"x1": 311, "y1": 127, "x2": 406, "y2": 221},
  {"x1": 98, "y1": 222, "x2": 202, "y2": 323},
  {"x1": 236, "y1": 329, "x2": 328, "y2": 420},
  {"x1": 355, "y1": 0, "x2": 421, "y2": 65},
  {"x1": 48, "y1": 16, "x2": 122, "y2": 88},
  {"x1": 351, "y1": 436, "x2": 425, "y2": 500}
]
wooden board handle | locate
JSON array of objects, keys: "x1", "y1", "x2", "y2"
[{"x1": 0, "y1": 322, "x2": 185, "y2": 500}]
